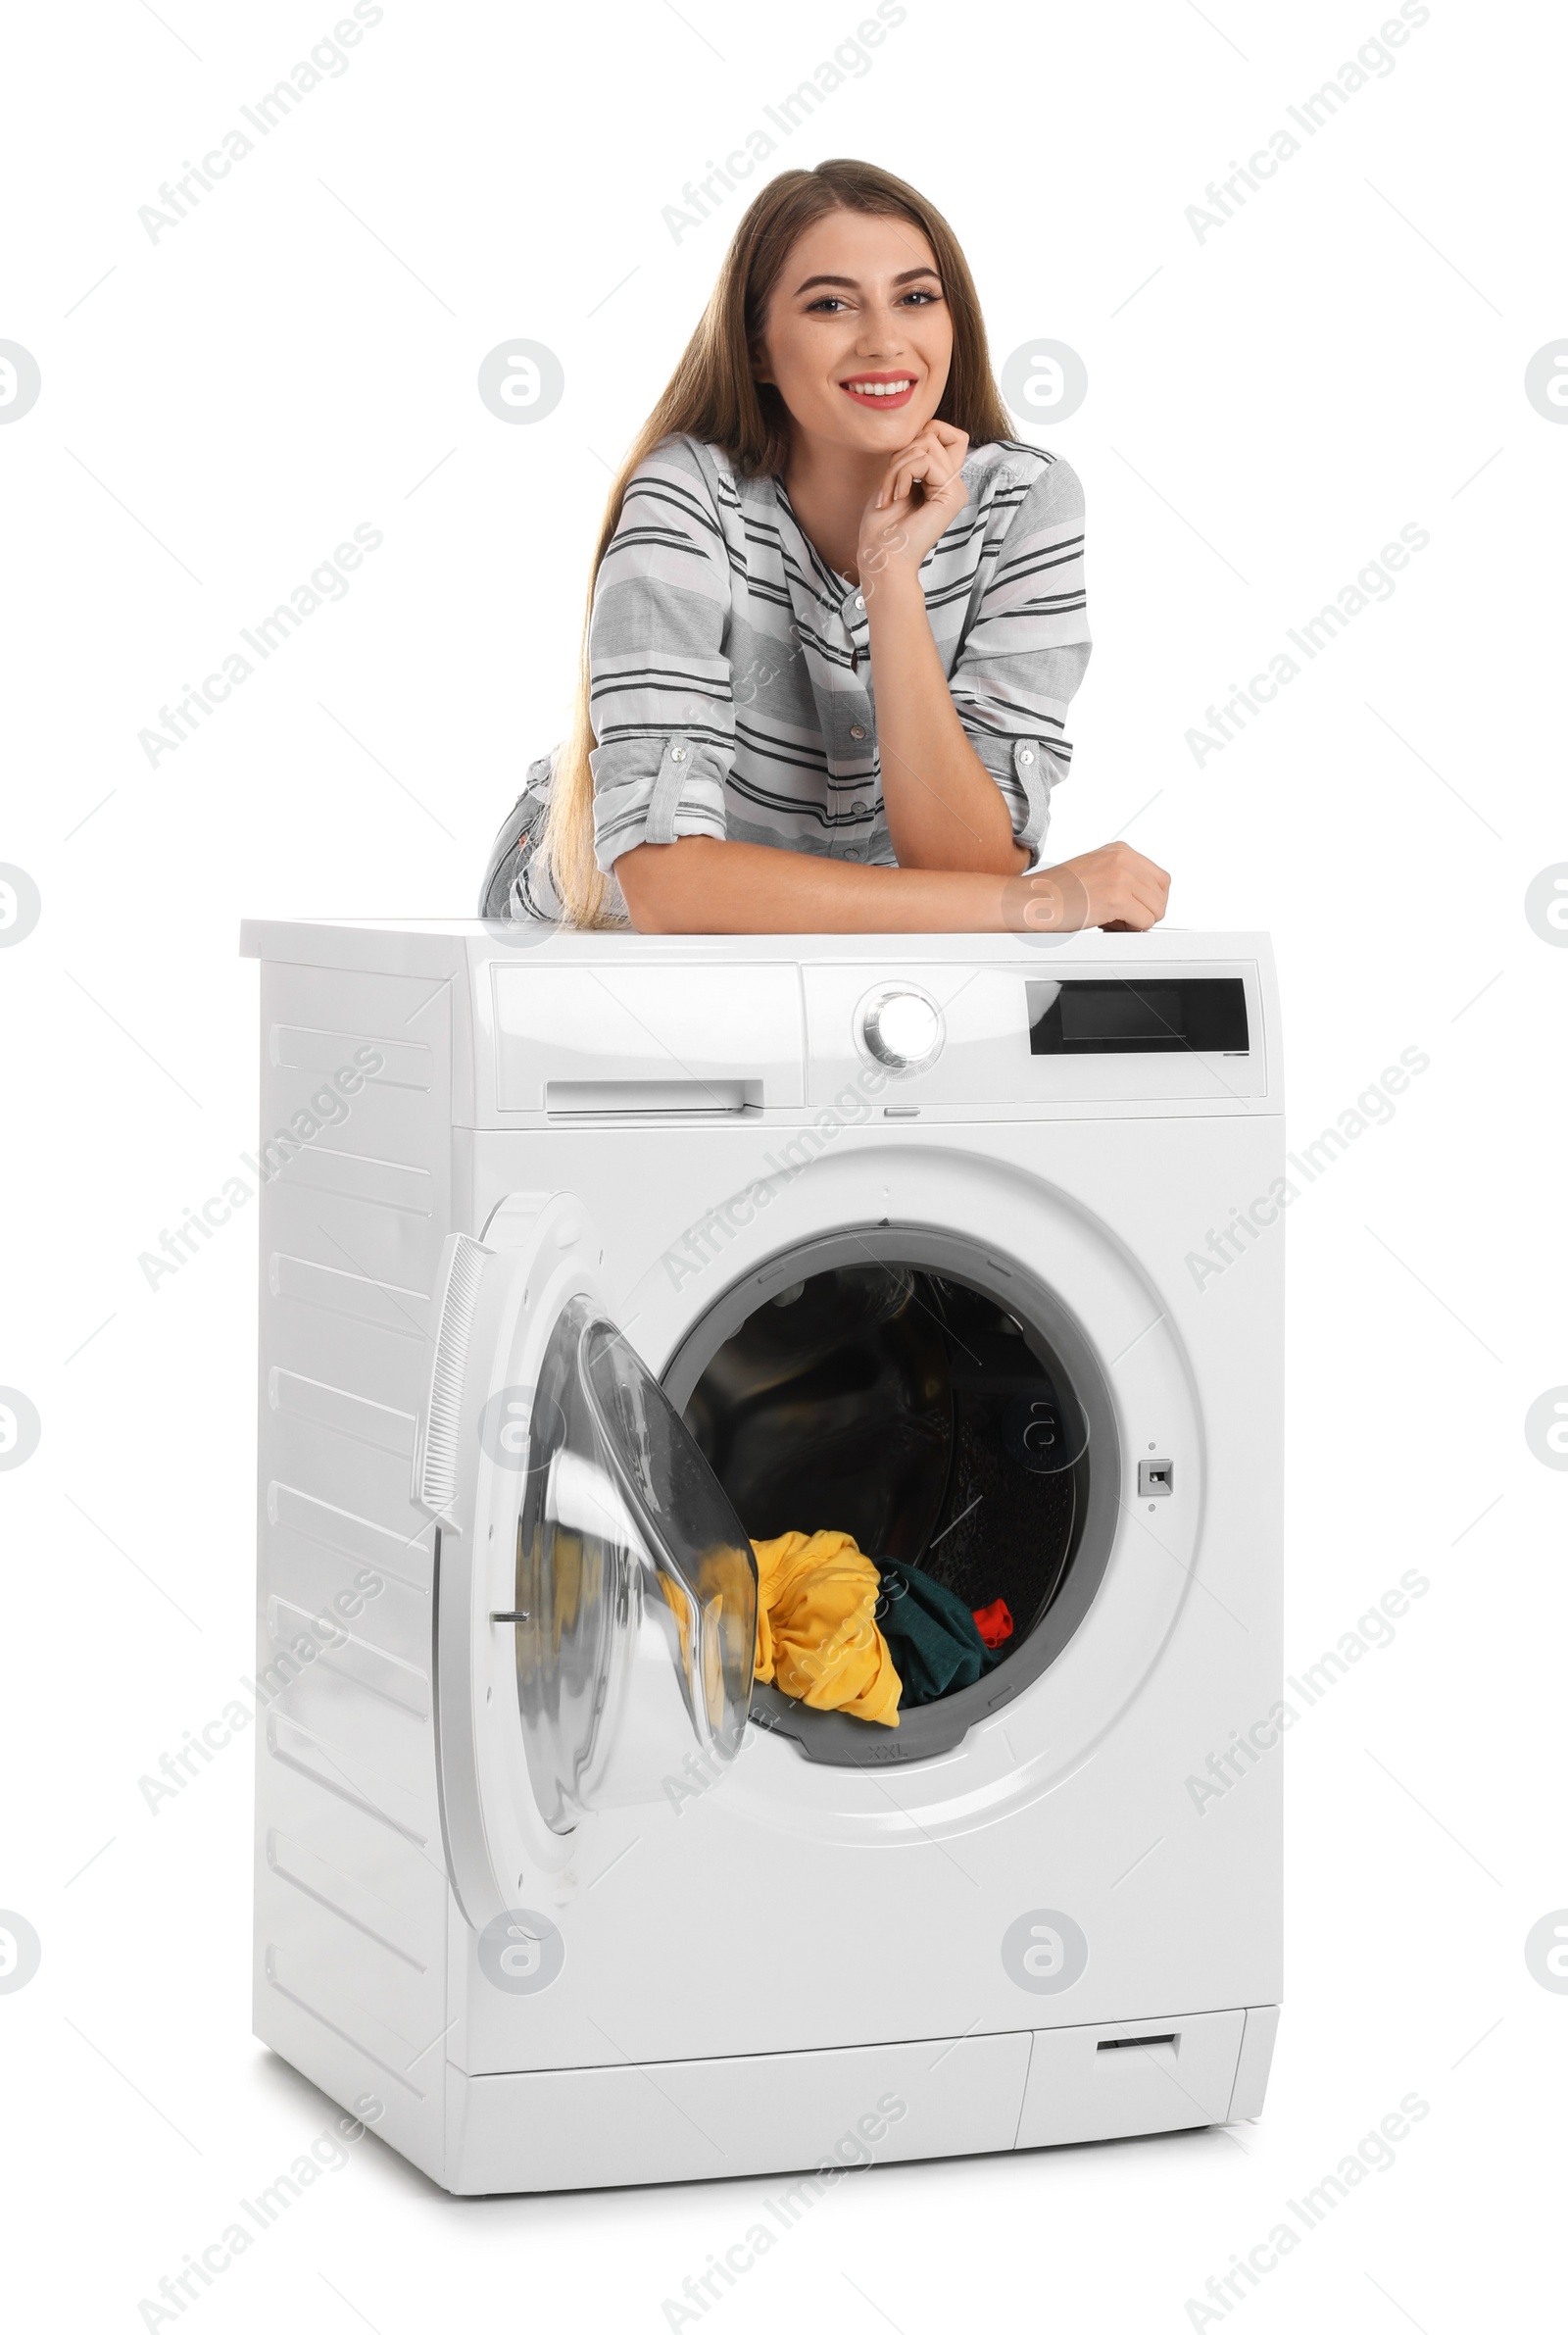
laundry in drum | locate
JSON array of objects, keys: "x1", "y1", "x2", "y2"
[
  {"x1": 748, "y1": 1532, "x2": 1017, "y2": 1723},
  {"x1": 971, "y1": 1598, "x2": 1014, "y2": 1652},
  {"x1": 684, "y1": 1260, "x2": 1087, "y2": 1724},
  {"x1": 873, "y1": 1556, "x2": 1008, "y2": 1708},
  {"x1": 750, "y1": 1529, "x2": 904, "y2": 1727}
]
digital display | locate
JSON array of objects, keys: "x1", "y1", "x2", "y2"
[{"x1": 1027, "y1": 977, "x2": 1250, "y2": 1056}]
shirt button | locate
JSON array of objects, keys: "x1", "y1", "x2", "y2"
[
  {"x1": 1018, "y1": 747, "x2": 1034, "y2": 765},
  {"x1": 670, "y1": 746, "x2": 687, "y2": 762},
  {"x1": 854, "y1": 594, "x2": 864, "y2": 611},
  {"x1": 850, "y1": 723, "x2": 865, "y2": 740}
]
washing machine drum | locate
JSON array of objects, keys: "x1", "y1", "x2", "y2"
[{"x1": 681, "y1": 1264, "x2": 1084, "y2": 1653}]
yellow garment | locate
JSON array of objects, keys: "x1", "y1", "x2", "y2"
[{"x1": 750, "y1": 1529, "x2": 903, "y2": 1728}]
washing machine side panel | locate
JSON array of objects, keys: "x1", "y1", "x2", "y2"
[{"x1": 252, "y1": 956, "x2": 465, "y2": 2184}]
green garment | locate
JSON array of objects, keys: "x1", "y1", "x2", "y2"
[{"x1": 875, "y1": 1557, "x2": 1003, "y2": 1708}]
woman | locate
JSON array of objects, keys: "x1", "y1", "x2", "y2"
[{"x1": 479, "y1": 158, "x2": 1168, "y2": 936}]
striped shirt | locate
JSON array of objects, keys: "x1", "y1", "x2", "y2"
[{"x1": 485, "y1": 430, "x2": 1091, "y2": 923}]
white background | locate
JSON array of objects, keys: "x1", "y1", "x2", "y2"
[{"x1": 1, "y1": 0, "x2": 1563, "y2": 2327}]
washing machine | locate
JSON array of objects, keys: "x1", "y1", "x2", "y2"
[{"x1": 238, "y1": 917, "x2": 1284, "y2": 2195}]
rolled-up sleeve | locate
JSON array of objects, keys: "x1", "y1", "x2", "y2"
[
  {"x1": 587, "y1": 436, "x2": 736, "y2": 871},
  {"x1": 947, "y1": 456, "x2": 1092, "y2": 869}
]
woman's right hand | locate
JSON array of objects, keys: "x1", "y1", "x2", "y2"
[{"x1": 1004, "y1": 840, "x2": 1170, "y2": 934}]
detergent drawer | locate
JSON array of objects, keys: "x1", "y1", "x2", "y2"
[
  {"x1": 490, "y1": 962, "x2": 805, "y2": 1114},
  {"x1": 1016, "y1": 2009, "x2": 1247, "y2": 2149}
]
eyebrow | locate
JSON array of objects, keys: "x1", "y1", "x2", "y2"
[{"x1": 791, "y1": 266, "x2": 942, "y2": 294}]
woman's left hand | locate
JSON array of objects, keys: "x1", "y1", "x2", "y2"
[{"x1": 858, "y1": 420, "x2": 969, "y2": 584}]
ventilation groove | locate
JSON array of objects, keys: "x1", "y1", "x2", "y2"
[{"x1": 418, "y1": 1237, "x2": 487, "y2": 1514}]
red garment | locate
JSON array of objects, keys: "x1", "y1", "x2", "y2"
[{"x1": 971, "y1": 1598, "x2": 1014, "y2": 1650}]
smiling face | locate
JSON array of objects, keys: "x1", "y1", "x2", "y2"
[{"x1": 751, "y1": 208, "x2": 954, "y2": 458}]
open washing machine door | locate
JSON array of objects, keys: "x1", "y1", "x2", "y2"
[{"x1": 413, "y1": 1192, "x2": 757, "y2": 1927}]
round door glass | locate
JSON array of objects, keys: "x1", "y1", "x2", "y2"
[{"x1": 511, "y1": 1296, "x2": 757, "y2": 1829}]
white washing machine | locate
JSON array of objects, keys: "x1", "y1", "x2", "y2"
[{"x1": 238, "y1": 918, "x2": 1283, "y2": 2195}]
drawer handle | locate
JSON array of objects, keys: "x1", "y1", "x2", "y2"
[{"x1": 544, "y1": 1078, "x2": 758, "y2": 1117}]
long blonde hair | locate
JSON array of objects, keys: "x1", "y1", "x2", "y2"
[{"x1": 538, "y1": 158, "x2": 1016, "y2": 927}]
